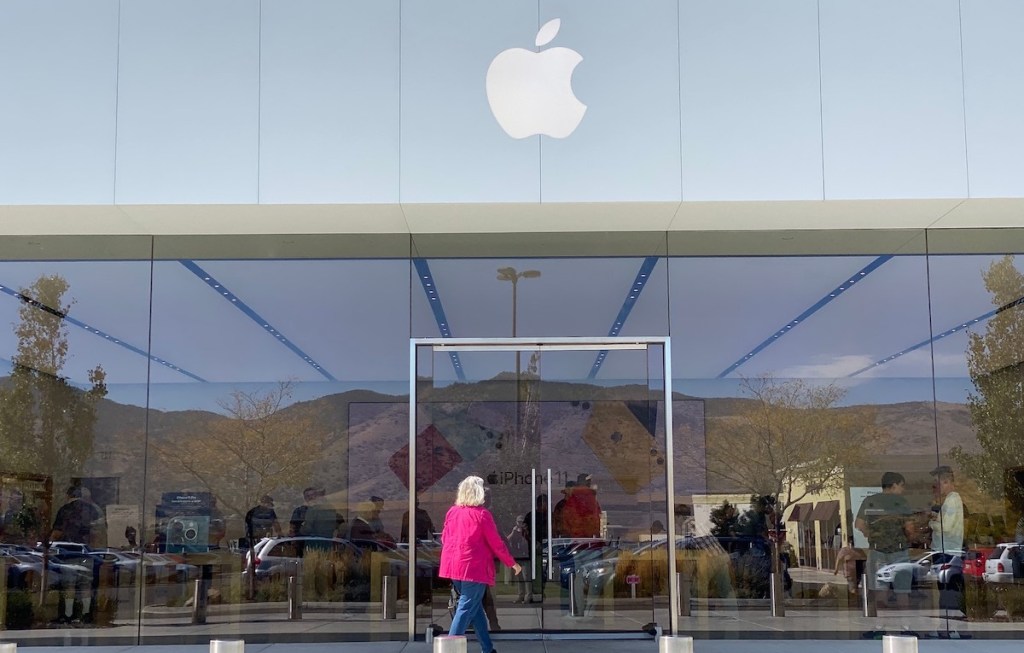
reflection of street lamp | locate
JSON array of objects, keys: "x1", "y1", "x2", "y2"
[
  {"x1": 497, "y1": 267, "x2": 541, "y2": 437},
  {"x1": 496, "y1": 266, "x2": 541, "y2": 338}
]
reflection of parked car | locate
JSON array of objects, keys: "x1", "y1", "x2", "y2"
[
  {"x1": 983, "y1": 543, "x2": 1023, "y2": 584},
  {"x1": 579, "y1": 541, "x2": 655, "y2": 595},
  {"x1": 580, "y1": 536, "x2": 758, "y2": 599},
  {"x1": 963, "y1": 548, "x2": 994, "y2": 578},
  {"x1": 2, "y1": 553, "x2": 62, "y2": 591},
  {"x1": 244, "y1": 536, "x2": 363, "y2": 580},
  {"x1": 44, "y1": 541, "x2": 92, "y2": 555},
  {"x1": 22, "y1": 551, "x2": 93, "y2": 589},
  {"x1": 876, "y1": 550, "x2": 964, "y2": 590},
  {"x1": 140, "y1": 553, "x2": 199, "y2": 584},
  {"x1": 349, "y1": 539, "x2": 439, "y2": 576},
  {"x1": 91, "y1": 549, "x2": 142, "y2": 583},
  {"x1": 542, "y1": 538, "x2": 604, "y2": 578},
  {"x1": 557, "y1": 540, "x2": 615, "y2": 588}
]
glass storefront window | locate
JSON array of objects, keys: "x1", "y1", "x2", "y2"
[
  {"x1": 0, "y1": 249, "x2": 152, "y2": 643},
  {"x1": 0, "y1": 232, "x2": 1021, "y2": 644}
]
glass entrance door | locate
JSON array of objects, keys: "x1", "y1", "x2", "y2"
[{"x1": 410, "y1": 338, "x2": 676, "y2": 639}]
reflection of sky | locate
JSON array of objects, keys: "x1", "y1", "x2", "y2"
[{"x1": 0, "y1": 254, "x2": 1019, "y2": 412}]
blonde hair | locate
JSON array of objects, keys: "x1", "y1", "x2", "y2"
[{"x1": 455, "y1": 476, "x2": 486, "y2": 507}]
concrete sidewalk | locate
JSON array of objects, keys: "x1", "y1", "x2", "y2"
[{"x1": 4, "y1": 639, "x2": 1024, "y2": 653}]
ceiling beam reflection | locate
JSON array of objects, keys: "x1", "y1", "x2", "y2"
[
  {"x1": 588, "y1": 256, "x2": 660, "y2": 379},
  {"x1": 412, "y1": 259, "x2": 465, "y2": 381},
  {"x1": 716, "y1": 255, "x2": 894, "y2": 378},
  {"x1": 848, "y1": 292, "x2": 1024, "y2": 377},
  {"x1": 179, "y1": 261, "x2": 336, "y2": 382},
  {"x1": 0, "y1": 282, "x2": 206, "y2": 382}
]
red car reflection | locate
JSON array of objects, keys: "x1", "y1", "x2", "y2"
[{"x1": 963, "y1": 547, "x2": 994, "y2": 578}]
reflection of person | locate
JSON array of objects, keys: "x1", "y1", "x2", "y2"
[
  {"x1": 563, "y1": 473, "x2": 601, "y2": 538},
  {"x1": 507, "y1": 514, "x2": 531, "y2": 603},
  {"x1": 523, "y1": 493, "x2": 548, "y2": 600},
  {"x1": 833, "y1": 537, "x2": 866, "y2": 594},
  {"x1": 401, "y1": 500, "x2": 435, "y2": 542},
  {"x1": 651, "y1": 520, "x2": 666, "y2": 538},
  {"x1": 855, "y1": 472, "x2": 914, "y2": 608},
  {"x1": 50, "y1": 486, "x2": 104, "y2": 623},
  {"x1": 440, "y1": 476, "x2": 521, "y2": 653},
  {"x1": 524, "y1": 494, "x2": 548, "y2": 548},
  {"x1": 481, "y1": 486, "x2": 500, "y2": 630},
  {"x1": 777, "y1": 536, "x2": 795, "y2": 595},
  {"x1": 552, "y1": 481, "x2": 574, "y2": 537},
  {"x1": 300, "y1": 488, "x2": 345, "y2": 538},
  {"x1": 1, "y1": 489, "x2": 29, "y2": 541},
  {"x1": 368, "y1": 495, "x2": 386, "y2": 534},
  {"x1": 125, "y1": 525, "x2": 138, "y2": 549},
  {"x1": 51, "y1": 486, "x2": 104, "y2": 545},
  {"x1": 245, "y1": 495, "x2": 282, "y2": 542},
  {"x1": 929, "y1": 466, "x2": 964, "y2": 553},
  {"x1": 290, "y1": 487, "x2": 318, "y2": 536},
  {"x1": 348, "y1": 500, "x2": 393, "y2": 543}
]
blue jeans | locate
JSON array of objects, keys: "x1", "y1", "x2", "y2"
[{"x1": 449, "y1": 580, "x2": 492, "y2": 653}]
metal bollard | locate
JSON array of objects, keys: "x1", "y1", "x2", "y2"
[
  {"x1": 769, "y1": 572, "x2": 785, "y2": 617},
  {"x1": 434, "y1": 635, "x2": 467, "y2": 653},
  {"x1": 659, "y1": 635, "x2": 694, "y2": 653},
  {"x1": 568, "y1": 572, "x2": 584, "y2": 617},
  {"x1": 0, "y1": 643, "x2": 16, "y2": 652},
  {"x1": 382, "y1": 575, "x2": 397, "y2": 620},
  {"x1": 862, "y1": 574, "x2": 877, "y2": 618},
  {"x1": 287, "y1": 576, "x2": 302, "y2": 620},
  {"x1": 210, "y1": 640, "x2": 244, "y2": 653},
  {"x1": 191, "y1": 579, "x2": 207, "y2": 625},
  {"x1": 881, "y1": 635, "x2": 918, "y2": 653},
  {"x1": 676, "y1": 572, "x2": 691, "y2": 617}
]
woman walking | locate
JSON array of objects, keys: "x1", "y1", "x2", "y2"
[{"x1": 440, "y1": 476, "x2": 521, "y2": 653}]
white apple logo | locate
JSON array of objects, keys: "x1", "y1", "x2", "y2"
[{"x1": 486, "y1": 18, "x2": 586, "y2": 139}]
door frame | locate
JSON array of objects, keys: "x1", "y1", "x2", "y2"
[{"x1": 408, "y1": 336, "x2": 678, "y2": 640}]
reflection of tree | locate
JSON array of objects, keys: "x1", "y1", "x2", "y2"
[
  {"x1": 709, "y1": 500, "x2": 740, "y2": 537},
  {"x1": 710, "y1": 496, "x2": 780, "y2": 539},
  {"x1": 705, "y1": 375, "x2": 882, "y2": 531},
  {"x1": 0, "y1": 275, "x2": 107, "y2": 491},
  {"x1": 153, "y1": 381, "x2": 327, "y2": 519},
  {"x1": 951, "y1": 255, "x2": 1024, "y2": 508}
]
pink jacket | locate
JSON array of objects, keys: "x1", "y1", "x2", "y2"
[{"x1": 439, "y1": 505, "x2": 516, "y2": 585}]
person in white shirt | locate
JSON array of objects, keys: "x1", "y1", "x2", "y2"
[{"x1": 929, "y1": 465, "x2": 963, "y2": 553}]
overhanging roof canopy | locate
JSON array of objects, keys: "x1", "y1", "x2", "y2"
[{"x1": 2, "y1": 198, "x2": 1024, "y2": 241}]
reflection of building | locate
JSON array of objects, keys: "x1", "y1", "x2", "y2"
[{"x1": 784, "y1": 488, "x2": 846, "y2": 572}]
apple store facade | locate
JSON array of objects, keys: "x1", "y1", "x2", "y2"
[{"x1": 2, "y1": 0, "x2": 1024, "y2": 647}]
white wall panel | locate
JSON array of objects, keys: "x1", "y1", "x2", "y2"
[
  {"x1": 115, "y1": 0, "x2": 259, "y2": 204},
  {"x1": 680, "y1": 0, "x2": 822, "y2": 201},
  {"x1": 961, "y1": 0, "x2": 1024, "y2": 198},
  {"x1": 400, "y1": 0, "x2": 539, "y2": 203},
  {"x1": 0, "y1": 0, "x2": 118, "y2": 204},
  {"x1": 539, "y1": 0, "x2": 681, "y2": 202},
  {"x1": 820, "y1": 0, "x2": 967, "y2": 199},
  {"x1": 260, "y1": 0, "x2": 399, "y2": 204}
]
